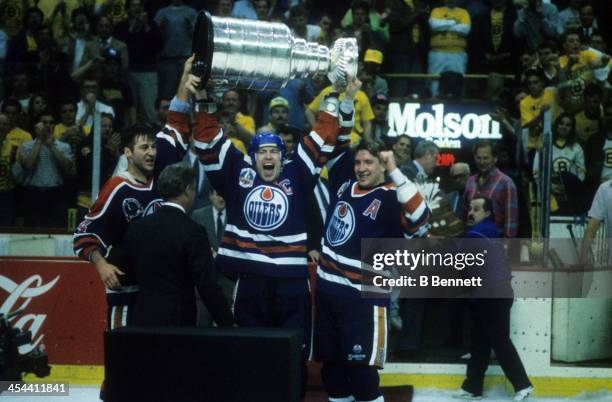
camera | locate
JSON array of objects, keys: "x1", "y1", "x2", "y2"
[
  {"x1": 103, "y1": 46, "x2": 119, "y2": 60},
  {"x1": 0, "y1": 309, "x2": 51, "y2": 384}
]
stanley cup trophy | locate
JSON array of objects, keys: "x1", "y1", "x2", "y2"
[{"x1": 191, "y1": 11, "x2": 358, "y2": 92}]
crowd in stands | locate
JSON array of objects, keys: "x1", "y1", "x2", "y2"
[{"x1": 0, "y1": 0, "x2": 610, "y2": 244}]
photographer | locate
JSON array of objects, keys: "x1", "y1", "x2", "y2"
[{"x1": 72, "y1": 14, "x2": 129, "y2": 81}]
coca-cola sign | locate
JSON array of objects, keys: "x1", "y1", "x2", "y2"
[
  {"x1": 0, "y1": 274, "x2": 60, "y2": 354},
  {"x1": 0, "y1": 257, "x2": 106, "y2": 365}
]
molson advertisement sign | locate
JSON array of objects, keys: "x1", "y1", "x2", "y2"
[
  {"x1": 0, "y1": 257, "x2": 106, "y2": 366},
  {"x1": 387, "y1": 102, "x2": 502, "y2": 150}
]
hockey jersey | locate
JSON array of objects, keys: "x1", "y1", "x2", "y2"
[
  {"x1": 533, "y1": 142, "x2": 586, "y2": 181},
  {"x1": 316, "y1": 142, "x2": 431, "y2": 301},
  {"x1": 73, "y1": 108, "x2": 189, "y2": 285},
  {"x1": 601, "y1": 137, "x2": 612, "y2": 181},
  {"x1": 168, "y1": 106, "x2": 342, "y2": 278}
]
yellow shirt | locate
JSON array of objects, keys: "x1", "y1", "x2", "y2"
[
  {"x1": 429, "y1": 7, "x2": 471, "y2": 53},
  {"x1": 559, "y1": 48, "x2": 603, "y2": 73},
  {"x1": 0, "y1": 128, "x2": 32, "y2": 192},
  {"x1": 308, "y1": 87, "x2": 374, "y2": 140},
  {"x1": 575, "y1": 110, "x2": 601, "y2": 144},
  {"x1": 53, "y1": 123, "x2": 69, "y2": 140},
  {"x1": 490, "y1": 10, "x2": 504, "y2": 52},
  {"x1": 520, "y1": 88, "x2": 560, "y2": 150},
  {"x1": 231, "y1": 112, "x2": 255, "y2": 155}
]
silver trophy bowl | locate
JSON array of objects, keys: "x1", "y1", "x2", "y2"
[{"x1": 192, "y1": 12, "x2": 358, "y2": 91}]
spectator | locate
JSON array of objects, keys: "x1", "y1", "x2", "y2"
[
  {"x1": 253, "y1": 0, "x2": 271, "y2": 21},
  {"x1": 276, "y1": 125, "x2": 300, "y2": 157},
  {"x1": 73, "y1": 14, "x2": 129, "y2": 80},
  {"x1": 533, "y1": 113, "x2": 586, "y2": 214},
  {"x1": 288, "y1": 4, "x2": 319, "y2": 41},
  {"x1": 559, "y1": 0, "x2": 582, "y2": 32},
  {"x1": 469, "y1": 0, "x2": 519, "y2": 75},
  {"x1": 306, "y1": 82, "x2": 374, "y2": 144},
  {"x1": 76, "y1": 76, "x2": 115, "y2": 135},
  {"x1": 557, "y1": 30, "x2": 608, "y2": 112},
  {"x1": 463, "y1": 140, "x2": 518, "y2": 237},
  {"x1": 114, "y1": 0, "x2": 163, "y2": 125},
  {"x1": 183, "y1": 139, "x2": 211, "y2": 212},
  {"x1": 257, "y1": 77, "x2": 314, "y2": 131},
  {"x1": 342, "y1": 1, "x2": 386, "y2": 56},
  {"x1": 231, "y1": 0, "x2": 258, "y2": 20},
  {"x1": 99, "y1": 53, "x2": 136, "y2": 129},
  {"x1": 6, "y1": 7, "x2": 44, "y2": 73},
  {"x1": 257, "y1": 96, "x2": 289, "y2": 133},
  {"x1": 54, "y1": 100, "x2": 81, "y2": 141},
  {"x1": 538, "y1": 40, "x2": 560, "y2": 86},
  {"x1": 370, "y1": 93, "x2": 389, "y2": 142},
  {"x1": 575, "y1": 83, "x2": 603, "y2": 145},
  {"x1": 598, "y1": 102, "x2": 612, "y2": 183},
  {"x1": 154, "y1": 0, "x2": 197, "y2": 99},
  {"x1": 155, "y1": 96, "x2": 171, "y2": 128},
  {"x1": 0, "y1": 112, "x2": 32, "y2": 226},
  {"x1": 519, "y1": 68, "x2": 560, "y2": 154},
  {"x1": 578, "y1": 2, "x2": 598, "y2": 43},
  {"x1": 3, "y1": 70, "x2": 32, "y2": 110},
  {"x1": 75, "y1": 113, "x2": 120, "y2": 218},
  {"x1": 447, "y1": 162, "x2": 470, "y2": 214},
  {"x1": 384, "y1": 0, "x2": 429, "y2": 98},
  {"x1": 587, "y1": 32, "x2": 607, "y2": 53},
  {"x1": 63, "y1": 7, "x2": 93, "y2": 73},
  {"x1": 316, "y1": 13, "x2": 333, "y2": 46},
  {"x1": 363, "y1": 49, "x2": 388, "y2": 96},
  {"x1": 215, "y1": 0, "x2": 234, "y2": 17},
  {"x1": 24, "y1": 93, "x2": 48, "y2": 134},
  {"x1": 392, "y1": 134, "x2": 412, "y2": 168},
  {"x1": 454, "y1": 195, "x2": 533, "y2": 402},
  {"x1": 399, "y1": 139, "x2": 439, "y2": 183},
  {"x1": 1, "y1": 99, "x2": 31, "y2": 140},
  {"x1": 220, "y1": 89, "x2": 255, "y2": 154},
  {"x1": 341, "y1": 0, "x2": 389, "y2": 44},
  {"x1": 20, "y1": 111, "x2": 74, "y2": 227},
  {"x1": 191, "y1": 188, "x2": 236, "y2": 327},
  {"x1": 513, "y1": 0, "x2": 562, "y2": 50},
  {"x1": 428, "y1": 0, "x2": 471, "y2": 97},
  {"x1": 26, "y1": 25, "x2": 75, "y2": 97}
]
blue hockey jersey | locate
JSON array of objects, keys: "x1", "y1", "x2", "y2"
[
  {"x1": 170, "y1": 109, "x2": 343, "y2": 278},
  {"x1": 316, "y1": 142, "x2": 431, "y2": 300}
]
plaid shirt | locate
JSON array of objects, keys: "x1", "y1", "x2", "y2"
[{"x1": 463, "y1": 167, "x2": 518, "y2": 238}]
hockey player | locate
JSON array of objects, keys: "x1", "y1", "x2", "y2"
[
  {"x1": 170, "y1": 72, "x2": 359, "y2": 363},
  {"x1": 314, "y1": 137, "x2": 430, "y2": 402},
  {"x1": 73, "y1": 59, "x2": 194, "y2": 328}
]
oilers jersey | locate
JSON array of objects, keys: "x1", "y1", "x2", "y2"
[
  {"x1": 316, "y1": 142, "x2": 431, "y2": 301},
  {"x1": 73, "y1": 109, "x2": 189, "y2": 285},
  {"x1": 170, "y1": 108, "x2": 342, "y2": 278}
]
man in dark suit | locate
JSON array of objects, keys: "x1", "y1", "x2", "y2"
[
  {"x1": 120, "y1": 162, "x2": 234, "y2": 327},
  {"x1": 191, "y1": 188, "x2": 236, "y2": 327}
]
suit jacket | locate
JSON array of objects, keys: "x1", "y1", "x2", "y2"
[
  {"x1": 191, "y1": 205, "x2": 228, "y2": 250},
  {"x1": 120, "y1": 205, "x2": 234, "y2": 327}
]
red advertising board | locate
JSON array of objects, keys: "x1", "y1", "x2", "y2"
[{"x1": 0, "y1": 257, "x2": 106, "y2": 365}]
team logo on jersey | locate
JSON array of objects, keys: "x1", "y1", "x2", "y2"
[
  {"x1": 76, "y1": 219, "x2": 91, "y2": 233},
  {"x1": 143, "y1": 199, "x2": 163, "y2": 216},
  {"x1": 553, "y1": 157, "x2": 571, "y2": 174},
  {"x1": 604, "y1": 147, "x2": 612, "y2": 167},
  {"x1": 239, "y1": 168, "x2": 256, "y2": 188},
  {"x1": 348, "y1": 344, "x2": 366, "y2": 361},
  {"x1": 326, "y1": 201, "x2": 355, "y2": 246},
  {"x1": 244, "y1": 186, "x2": 289, "y2": 231},
  {"x1": 122, "y1": 198, "x2": 143, "y2": 221},
  {"x1": 278, "y1": 179, "x2": 294, "y2": 195}
]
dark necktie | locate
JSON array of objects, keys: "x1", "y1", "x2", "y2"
[
  {"x1": 193, "y1": 158, "x2": 200, "y2": 193},
  {"x1": 216, "y1": 210, "x2": 224, "y2": 245}
]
